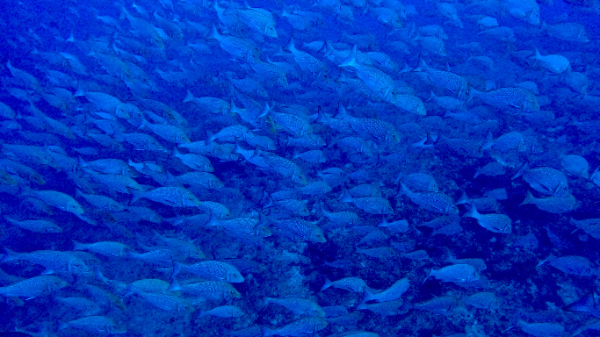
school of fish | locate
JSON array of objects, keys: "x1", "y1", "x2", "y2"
[{"x1": 0, "y1": 0, "x2": 600, "y2": 336}]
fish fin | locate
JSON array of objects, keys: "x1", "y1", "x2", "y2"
[
  {"x1": 422, "y1": 269, "x2": 435, "y2": 284},
  {"x1": 320, "y1": 278, "x2": 333, "y2": 291},
  {"x1": 339, "y1": 45, "x2": 359, "y2": 68},
  {"x1": 182, "y1": 90, "x2": 195, "y2": 103},
  {"x1": 519, "y1": 191, "x2": 535, "y2": 207}
]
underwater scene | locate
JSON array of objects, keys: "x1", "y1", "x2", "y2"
[{"x1": 0, "y1": 0, "x2": 600, "y2": 336}]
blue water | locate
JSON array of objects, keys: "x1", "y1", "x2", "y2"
[{"x1": 1, "y1": 0, "x2": 600, "y2": 336}]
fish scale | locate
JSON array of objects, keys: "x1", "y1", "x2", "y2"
[
  {"x1": 414, "y1": 58, "x2": 469, "y2": 98},
  {"x1": 470, "y1": 87, "x2": 540, "y2": 111},
  {"x1": 348, "y1": 117, "x2": 400, "y2": 143},
  {"x1": 261, "y1": 152, "x2": 307, "y2": 185},
  {"x1": 275, "y1": 218, "x2": 326, "y2": 242},
  {"x1": 175, "y1": 261, "x2": 244, "y2": 283},
  {"x1": 268, "y1": 110, "x2": 312, "y2": 137},
  {"x1": 59, "y1": 316, "x2": 124, "y2": 333},
  {"x1": 209, "y1": 26, "x2": 259, "y2": 60},
  {"x1": 0, "y1": 275, "x2": 67, "y2": 298},
  {"x1": 3, "y1": 0, "x2": 600, "y2": 335},
  {"x1": 340, "y1": 46, "x2": 396, "y2": 102},
  {"x1": 519, "y1": 166, "x2": 569, "y2": 196},
  {"x1": 400, "y1": 183, "x2": 457, "y2": 214},
  {"x1": 171, "y1": 280, "x2": 240, "y2": 302},
  {"x1": 131, "y1": 186, "x2": 201, "y2": 207},
  {"x1": 236, "y1": 5, "x2": 278, "y2": 38},
  {"x1": 286, "y1": 39, "x2": 327, "y2": 75}
]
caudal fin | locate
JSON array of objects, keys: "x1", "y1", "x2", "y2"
[
  {"x1": 183, "y1": 90, "x2": 195, "y2": 103},
  {"x1": 320, "y1": 278, "x2": 333, "y2": 291},
  {"x1": 339, "y1": 45, "x2": 359, "y2": 69}
]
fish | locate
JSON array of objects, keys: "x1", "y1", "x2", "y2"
[
  {"x1": 541, "y1": 21, "x2": 590, "y2": 43},
  {"x1": 468, "y1": 87, "x2": 540, "y2": 112},
  {"x1": 285, "y1": 38, "x2": 328, "y2": 77},
  {"x1": 263, "y1": 317, "x2": 328, "y2": 337},
  {"x1": 464, "y1": 205, "x2": 512, "y2": 234},
  {"x1": 73, "y1": 240, "x2": 131, "y2": 258},
  {"x1": 199, "y1": 305, "x2": 245, "y2": 318},
  {"x1": 424, "y1": 264, "x2": 480, "y2": 284},
  {"x1": 413, "y1": 57, "x2": 470, "y2": 99},
  {"x1": 356, "y1": 300, "x2": 405, "y2": 316},
  {"x1": 59, "y1": 316, "x2": 126, "y2": 334},
  {"x1": 515, "y1": 321, "x2": 564, "y2": 337},
  {"x1": 340, "y1": 189, "x2": 394, "y2": 215},
  {"x1": 539, "y1": 255, "x2": 595, "y2": 276},
  {"x1": 0, "y1": 275, "x2": 68, "y2": 299},
  {"x1": 321, "y1": 277, "x2": 369, "y2": 293},
  {"x1": 1, "y1": 248, "x2": 90, "y2": 274},
  {"x1": 264, "y1": 297, "x2": 326, "y2": 317},
  {"x1": 520, "y1": 191, "x2": 579, "y2": 214},
  {"x1": 236, "y1": 3, "x2": 278, "y2": 38},
  {"x1": 271, "y1": 218, "x2": 327, "y2": 243},
  {"x1": 209, "y1": 26, "x2": 260, "y2": 62},
  {"x1": 131, "y1": 186, "x2": 202, "y2": 207},
  {"x1": 173, "y1": 261, "x2": 244, "y2": 283},
  {"x1": 515, "y1": 165, "x2": 569, "y2": 196},
  {"x1": 4, "y1": 216, "x2": 62, "y2": 233},
  {"x1": 2, "y1": 0, "x2": 599, "y2": 335},
  {"x1": 363, "y1": 278, "x2": 410, "y2": 303},
  {"x1": 461, "y1": 292, "x2": 500, "y2": 310},
  {"x1": 339, "y1": 45, "x2": 396, "y2": 103},
  {"x1": 56, "y1": 296, "x2": 103, "y2": 316},
  {"x1": 531, "y1": 48, "x2": 571, "y2": 74},
  {"x1": 399, "y1": 183, "x2": 458, "y2": 214},
  {"x1": 501, "y1": 0, "x2": 540, "y2": 25},
  {"x1": 168, "y1": 279, "x2": 240, "y2": 302},
  {"x1": 21, "y1": 189, "x2": 84, "y2": 215}
]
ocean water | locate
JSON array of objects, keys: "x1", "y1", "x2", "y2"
[{"x1": 0, "y1": 0, "x2": 600, "y2": 336}]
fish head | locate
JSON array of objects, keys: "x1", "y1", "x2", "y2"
[
  {"x1": 388, "y1": 130, "x2": 401, "y2": 143},
  {"x1": 314, "y1": 319, "x2": 329, "y2": 331},
  {"x1": 176, "y1": 133, "x2": 191, "y2": 144},
  {"x1": 51, "y1": 277, "x2": 69, "y2": 291},
  {"x1": 459, "y1": 83, "x2": 471, "y2": 101},
  {"x1": 227, "y1": 271, "x2": 245, "y2": 283},
  {"x1": 467, "y1": 269, "x2": 480, "y2": 282},
  {"x1": 265, "y1": 25, "x2": 278, "y2": 38},
  {"x1": 527, "y1": 10, "x2": 541, "y2": 26},
  {"x1": 578, "y1": 31, "x2": 590, "y2": 43},
  {"x1": 255, "y1": 225, "x2": 272, "y2": 238},
  {"x1": 447, "y1": 205, "x2": 459, "y2": 215},
  {"x1": 553, "y1": 182, "x2": 570, "y2": 197},
  {"x1": 184, "y1": 193, "x2": 202, "y2": 207},
  {"x1": 248, "y1": 48, "x2": 261, "y2": 63},
  {"x1": 437, "y1": 44, "x2": 448, "y2": 56},
  {"x1": 152, "y1": 35, "x2": 165, "y2": 50},
  {"x1": 276, "y1": 74, "x2": 289, "y2": 87},
  {"x1": 47, "y1": 225, "x2": 63, "y2": 233},
  {"x1": 69, "y1": 259, "x2": 90, "y2": 274},
  {"x1": 310, "y1": 228, "x2": 327, "y2": 243},
  {"x1": 293, "y1": 172, "x2": 308, "y2": 185},
  {"x1": 67, "y1": 202, "x2": 85, "y2": 215},
  {"x1": 524, "y1": 94, "x2": 540, "y2": 111},
  {"x1": 226, "y1": 287, "x2": 242, "y2": 299},
  {"x1": 312, "y1": 307, "x2": 327, "y2": 317}
]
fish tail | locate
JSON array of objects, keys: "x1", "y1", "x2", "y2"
[
  {"x1": 339, "y1": 45, "x2": 358, "y2": 68},
  {"x1": 413, "y1": 55, "x2": 428, "y2": 72},
  {"x1": 130, "y1": 190, "x2": 145, "y2": 205},
  {"x1": 519, "y1": 191, "x2": 535, "y2": 207},
  {"x1": 320, "y1": 278, "x2": 333, "y2": 291},
  {"x1": 182, "y1": 90, "x2": 195, "y2": 103},
  {"x1": 72, "y1": 240, "x2": 85, "y2": 251}
]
